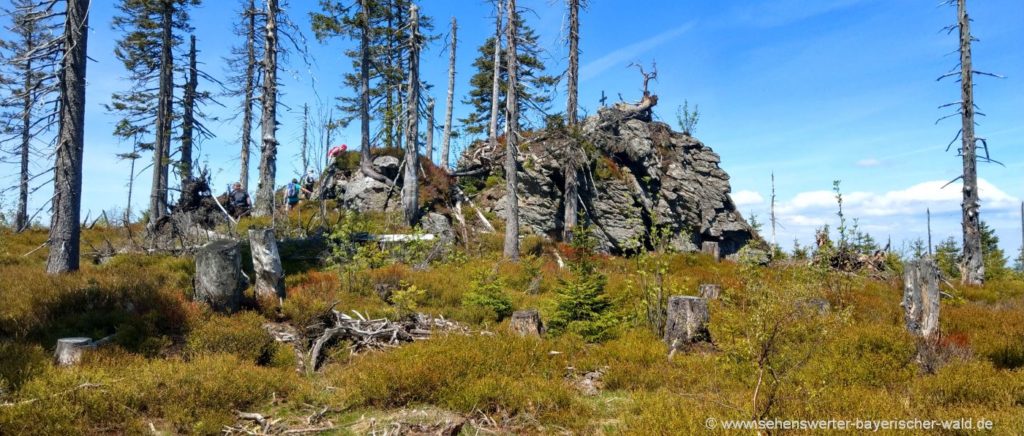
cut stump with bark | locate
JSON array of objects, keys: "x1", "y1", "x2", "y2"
[
  {"x1": 510, "y1": 309, "x2": 544, "y2": 337},
  {"x1": 698, "y1": 284, "x2": 721, "y2": 300},
  {"x1": 903, "y1": 257, "x2": 940, "y2": 340},
  {"x1": 194, "y1": 239, "x2": 248, "y2": 313},
  {"x1": 54, "y1": 337, "x2": 92, "y2": 366},
  {"x1": 664, "y1": 296, "x2": 711, "y2": 352},
  {"x1": 248, "y1": 228, "x2": 286, "y2": 303}
]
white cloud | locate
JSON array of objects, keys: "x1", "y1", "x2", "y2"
[
  {"x1": 731, "y1": 190, "x2": 765, "y2": 207},
  {"x1": 580, "y1": 22, "x2": 695, "y2": 82},
  {"x1": 856, "y1": 158, "x2": 881, "y2": 167},
  {"x1": 769, "y1": 178, "x2": 1021, "y2": 252}
]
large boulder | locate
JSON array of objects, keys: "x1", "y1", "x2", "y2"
[{"x1": 454, "y1": 105, "x2": 757, "y2": 255}]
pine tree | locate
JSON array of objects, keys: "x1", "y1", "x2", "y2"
[
  {"x1": 110, "y1": 0, "x2": 201, "y2": 225},
  {"x1": 0, "y1": 0, "x2": 62, "y2": 233},
  {"x1": 459, "y1": 8, "x2": 557, "y2": 137},
  {"x1": 224, "y1": 0, "x2": 263, "y2": 191}
]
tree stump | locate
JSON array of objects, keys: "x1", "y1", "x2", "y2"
[
  {"x1": 698, "y1": 284, "x2": 721, "y2": 300},
  {"x1": 664, "y1": 296, "x2": 711, "y2": 351},
  {"x1": 902, "y1": 258, "x2": 940, "y2": 340},
  {"x1": 54, "y1": 337, "x2": 92, "y2": 366},
  {"x1": 701, "y1": 241, "x2": 720, "y2": 260},
  {"x1": 510, "y1": 309, "x2": 544, "y2": 337},
  {"x1": 194, "y1": 239, "x2": 248, "y2": 312},
  {"x1": 248, "y1": 228, "x2": 286, "y2": 302}
]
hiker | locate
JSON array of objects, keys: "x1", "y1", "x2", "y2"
[
  {"x1": 300, "y1": 170, "x2": 317, "y2": 200},
  {"x1": 328, "y1": 144, "x2": 347, "y2": 159},
  {"x1": 228, "y1": 182, "x2": 251, "y2": 219},
  {"x1": 285, "y1": 178, "x2": 312, "y2": 212}
]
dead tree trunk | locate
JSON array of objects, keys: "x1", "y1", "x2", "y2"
[
  {"x1": 301, "y1": 103, "x2": 310, "y2": 172},
  {"x1": 562, "y1": 165, "x2": 578, "y2": 242},
  {"x1": 254, "y1": 0, "x2": 280, "y2": 217},
  {"x1": 770, "y1": 172, "x2": 777, "y2": 249},
  {"x1": 561, "y1": 0, "x2": 581, "y2": 242},
  {"x1": 194, "y1": 239, "x2": 249, "y2": 313},
  {"x1": 441, "y1": 16, "x2": 457, "y2": 170},
  {"x1": 149, "y1": 3, "x2": 175, "y2": 226},
  {"x1": 14, "y1": 26, "x2": 34, "y2": 233},
  {"x1": 701, "y1": 241, "x2": 720, "y2": 260},
  {"x1": 566, "y1": 0, "x2": 579, "y2": 126},
  {"x1": 664, "y1": 296, "x2": 711, "y2": 352},
  {"x1": 401, "y1": 4, "x2": 421, "y2": 226},
  {"x1": 46, "y1": 0, "x2": 89, "y2": 274},
  {"x1": 698, "y1": 284, "x2": 721, "y2": 300},
  {"x1": 357, "y1": 0, "x2": 390, "y2": 184},
  {"x1": 240, "y1": 0, "x2": 256, "y2": 191},
  {"x1": 510, "y1": 309, "x2": 543, "y2": 336},
  {"x1": 248, "y1": 228, "x2": 285, "y2": 303},
  {"x1": 425, "y1": 97, "x2": 435, "y2": 163},
  {"x1": 902, "y1": 258, "x2": 940, "y2": 341},
  {"x1": 54, "y1": 337, "x2": 91, "y2": 366},
  {"x1": 503, "y1": 0, "x2": 520, "y2": 261},
  {"x1": 488, "y1": 0, "x2": 503, "y2": 148},
  {"x1": 957, "y1": 0, "x2": 983, "y2": 285},
  {"x1": 179, "y1": 34, "x2": 198, "y2": 184}
]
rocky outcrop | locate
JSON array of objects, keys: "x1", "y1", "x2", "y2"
[
  {"x1": 323, "y1": 104, "x2": 756, "y2": 255},
  {"x1": 457, "y1": 104, "x2": 755, "y2": 255}
]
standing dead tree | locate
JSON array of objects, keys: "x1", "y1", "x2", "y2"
[
  {"x1": 627, "y1": 61, "x2": 658, "y2": 112},
  {"x1": 401, "y1": 3, "x2": 422, "y2": 226},
  {"x1": 561, "y1": 0, "x2": 585, "y2": 242},
  {"x1": 47, "y1": 0, "x2": 89, "y2": 274},
  {"x1": 488, "y1": 0, "x2": 503, "y2": 149},
  {"x1": 440, "y1": 16, "x2": 456, "y2": 170},
  {"x1": 224, "y1": 0, "x2": 262, "y2": 192},
  {"x1": 254, "y1": 0, "x2": 280, "y2": 217},
  {"x1": 937, "y1": 0, "x2": 1004, "y2": 285},
  {"x1": 424, "y1": 97, "x2": 434, "y2": 162},
  {"x1": 0, "y1": 0, "x2": 62, "y2": 233},
  {"x1": 503, "y1": 0, "x2": 520, "y2": 261}
]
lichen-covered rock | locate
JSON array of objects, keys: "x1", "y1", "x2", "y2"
[{"x1": 456, "y1": 105, "x2": 757, "y2": 255}]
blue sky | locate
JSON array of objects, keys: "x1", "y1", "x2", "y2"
[{"x1": 1, "y1": 0, "x2": 1022, "y2": 258}]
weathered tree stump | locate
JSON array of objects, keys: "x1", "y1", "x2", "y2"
[
  {"x1": 248, "y1": 228, "x2": 286, "y2": 302},
  {"x1": 510, "y1": 309, "x2": 544, "y2": 337},
  {"x1": 903, "y1": 258, "x2": 940, "y2": 340},
  {"x1": 54, "y1": 337, "x2": 92, "y2": 366},
  {"x1": 664, "y1": 296, "x2": 711, "y2": 351},
  {"x1": 701, "y1": 241, "x2": 720, "y2": 260},
  {"x1": 194, "y1": 239, "x2": 248, "y2": 312},
  {"x1": 698, "y1": 284, "x2": 721, "y2": 300}
]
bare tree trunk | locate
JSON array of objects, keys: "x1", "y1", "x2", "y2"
[
  {"x1": 180, "y1": 35, "x2": 198, "y2": 184},
  {"x1": 254, "y1": 0, "x2": 280, "y2": 217},
  {"x1": 770, "y1": 172, "x2": 777, "y2": 248},
  {"x1": 562, "y1": 166, "x2": 577, "y2": 241},
  {"x1": 441, "y1": 16, "x2": 457, "y2": 170},
  {"x1": 503, "y1": 0, "x2": 520, "y2": 261},
  {"x1": 927, "y1": 208, "x2": 933, "y2": 256},
  {"x1": 424, "y1": 97, "x2": 434, "y2": 163},
  {"x1": 562, "y1": 0, "x2": 580, "y2": 241},
  {"x1": 240, "y1": 0, "x2": 256, "y2": 191},
  {"x1": 301, "y1": 103, "x2": 309, "y2": 172},
  {"x1": 566, "y1": 0, "x2": 579, "y2": 126},
  {"x1": 488, "y1": 0, "x2": 503, "y2": 148},
  {"x1": 357, "y1": 0, "x2": 389, "y2": 184},
  {"x1": 149, "y1": 3, "x2": 175, "y2": 225},
  {"x1": 14, "y1": 31, "x2": 33, "y2": 233},
  {"x1": 957, "y1": 0, "x2": 983, "y2": 285},
  {"x1": 402, "y1": 4, "x2": 421, "y2": 226},
  {"x1": 47, "y1": 0, "x2": 89, "y2": 274}
]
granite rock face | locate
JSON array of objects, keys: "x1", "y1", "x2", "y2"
[
  {"x1": 459, "y1": 104, "x2": 756, "y2": 255},
  {"x1": 325, "y1": 104, "x2": 756, "y2": 255}
]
